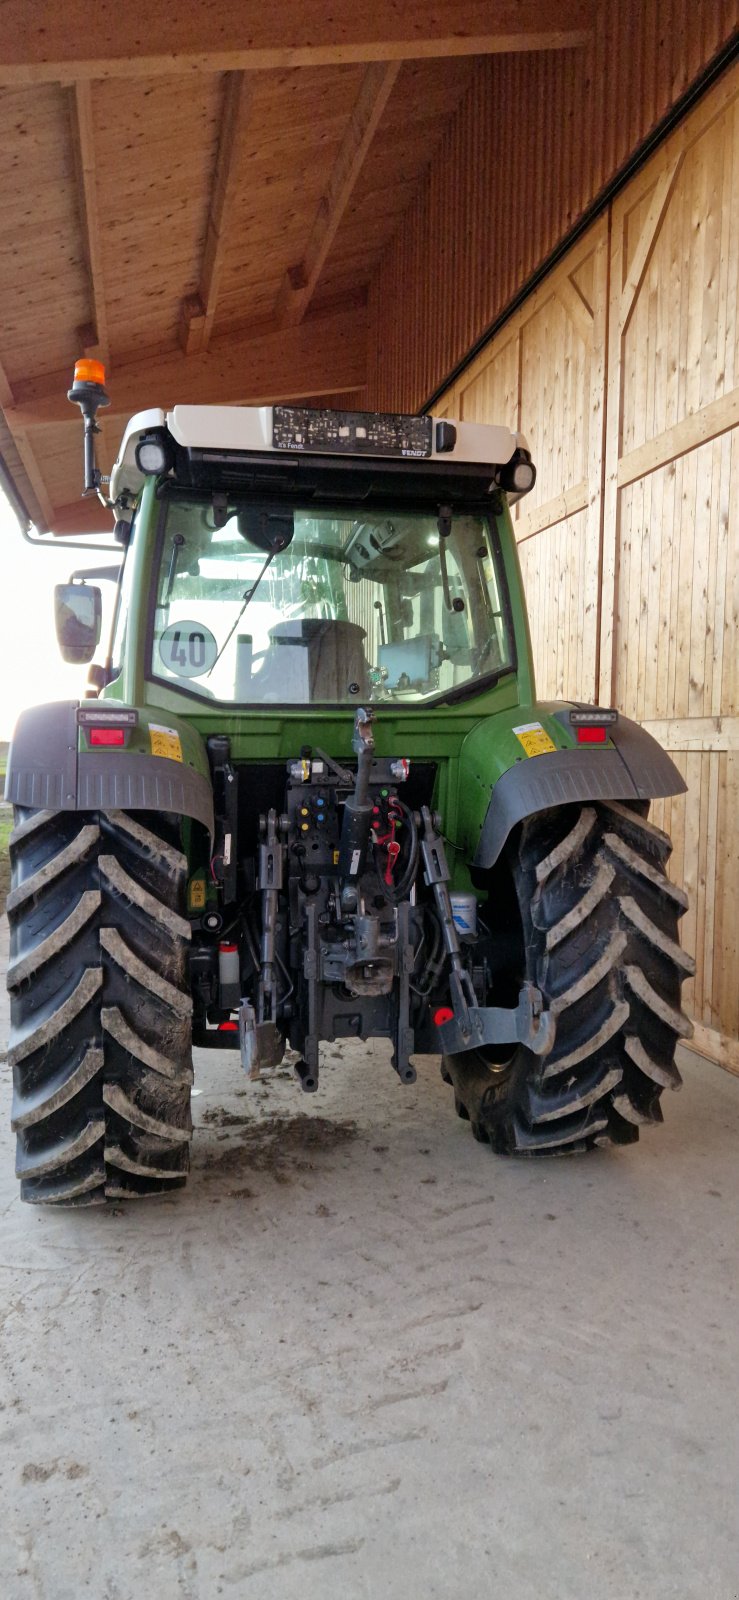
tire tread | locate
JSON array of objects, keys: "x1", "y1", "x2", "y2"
[
  {"x1": 443, "y1": 800, "x2": 692, "y2": 1156},
  {"x1": 7, "y1": 808, "x2": 193, "y2": 1204}
]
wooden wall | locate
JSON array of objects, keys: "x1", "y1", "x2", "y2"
[
  {"x1": 434, "y1": 66, "x2": 739, "y2": 1074},
  {"x1": 437, "y1": 218, "x2": 609, "y2": 705},
  {"x1": 367, "y1": 0, "x2": 738, "y2": 414}
]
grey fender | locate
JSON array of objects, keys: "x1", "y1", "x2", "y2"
[
  {"x1": 473, "y1": 713, "x2": 686, "y2": 870},
  {"x1": 5, "y1": 700, "x2": 214, "y2": 836}
]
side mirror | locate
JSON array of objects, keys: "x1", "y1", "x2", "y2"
[{"x1": 54, "y1": 583, "x2": 102, "y2": 663}]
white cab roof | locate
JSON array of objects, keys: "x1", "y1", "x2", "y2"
[{"x1": 110, "y1": 403, "x2": 529, "y2": 504}]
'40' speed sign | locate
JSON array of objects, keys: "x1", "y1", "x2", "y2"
[{"x1": 158, "y1": 620, "x2": 218, "y2": 677}]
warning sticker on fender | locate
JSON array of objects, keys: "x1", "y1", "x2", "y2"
[
  {"x1": 513, "y1": 721, "x2": 557, "y2": 758},
  {"x1": 149, "y1": 723, "x2": 183, "y2": 762}
]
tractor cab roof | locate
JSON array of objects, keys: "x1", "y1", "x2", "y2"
[{"x1": 110, "y1": 403, "x2": 534, "y2": 510}]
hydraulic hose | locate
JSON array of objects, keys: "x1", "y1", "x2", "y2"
[{"x1": 374, "y1": 798, "x2": 419, "y2": 904}]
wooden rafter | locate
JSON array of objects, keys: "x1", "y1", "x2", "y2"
[
  {"x1": 68, "y1": 81, "x2": 109, "y2": 362},
  {"x1": 180, "y1": 72, "x2": 254, "y2": 354},
  {"x1": 0, "y1": 354, "x2": 54, "y2": 527},
  {"x1": 7, "y1": 425, "x2": 55, "y2": 527},
  {"x1": 50, "y1": 498, "x2": 117, "y2": 537},
  {"x1": 0, "y1": 354, "x2": 13, "y2": 411},
  {"x1": 7, "y1": 305, "x2": 368, "y2": 426},
  {"x1": 0, "y1": 1, "x2": 592, "y2": 83},
  {"x1": 275, "y1": 61, "x2": 400, "y2": 328}
]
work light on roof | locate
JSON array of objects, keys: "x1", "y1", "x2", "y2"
[
  {"x1": 135, "y1": 431, "x2": 173, "y2": 476},
  {"x1": 510, "y1": 460, "x2": 536, "y2": 492}
]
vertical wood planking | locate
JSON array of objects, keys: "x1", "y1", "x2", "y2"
[
  {"x1": 432, "y1": 65, "x2": 739, "y2": 1070},
  {"x1": 603, "y1": 67, "x2": 739, "y2": 1068},
  {"x1": 452, "y1": 220, "x2": 609, "y2": 704},
  {"x1": 366, "y1": 0, "x2": 738, "y2": 415}
]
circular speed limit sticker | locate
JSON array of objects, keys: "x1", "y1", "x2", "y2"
[{"x1": 159, "y1": 621, "x2": 218, "y2": 678}]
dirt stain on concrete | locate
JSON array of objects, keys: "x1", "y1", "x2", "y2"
[
  {"x1": 21, "y1": 1460, "x2": 89, "y2": 1484},
  {"x1": 194, "y1": 1112, "x2": 359, "y2": 1185}
]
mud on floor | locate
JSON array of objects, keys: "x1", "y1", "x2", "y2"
[{"x1": 192, "y1": 1109, "x2": 360, "y2": 1185}]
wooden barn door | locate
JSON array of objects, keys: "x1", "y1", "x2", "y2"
[
  {"x1": 433, "y1": 63, "x2": 738, "y2": 1071},
  {"x1": 442, "y1": 218, "x2": 609, "y2": 703},
  {"x1": 601, "y1": 66, "x2": 739, "y2": 1071}
]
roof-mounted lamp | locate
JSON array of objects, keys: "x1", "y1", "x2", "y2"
[{"x1": 67, "y1": 358, "x2": 110, "y2": 501}]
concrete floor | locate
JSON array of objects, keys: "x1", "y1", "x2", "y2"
[{"x1": 1, "y1": 914, "x2": 738, "y2": 1600}]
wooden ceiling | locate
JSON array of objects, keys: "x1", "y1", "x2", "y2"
[{"x1": 0, "y1": 1, "x2": 591, "y2": 533}]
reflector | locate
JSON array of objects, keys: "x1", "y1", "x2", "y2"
[{"x1": 433, "y1": 1006, "x2": 455, "y2": 1026}]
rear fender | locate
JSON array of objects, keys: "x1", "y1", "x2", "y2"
[
  {"x1": 5, "y1": 700, "x2": 214, "y2": 837},
  {"x1": 459, "y1": 703, "x2": 686, "y2": 870}
]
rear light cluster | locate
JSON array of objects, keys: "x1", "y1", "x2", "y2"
[
  {"x1": 76, "y1": 705, "x2": 138, "y2": 749},
  {"x1": 569, "y1": 707, "x2": 618, "y2": 746}
]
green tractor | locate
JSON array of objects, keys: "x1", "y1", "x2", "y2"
[{"x1": 5, "y1": 365, "x2": 694, "y2": 1204}]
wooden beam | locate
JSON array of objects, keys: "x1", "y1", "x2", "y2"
[
  {"x1": 68, "y1": 81, "x2": 109, "y2": 361},
  {"x1": 638, "y1": 717, "x2": 739, "y2": 754},
  {"x1": 515, "y1": 480, "x2": 589, "y2": 542},
  {"x1": 4, "y1": 419, "x2": 55, "y2": 528},
  {"x1": 0, "y1": 2, "x2": 592, "y2": 83},
  {"x1": 620, "y1": 155, "x2": 683, "y2": 336},
  {"x1": 275, "y1": 61, "x2": 400, "y2": 328},
  {"x1": 0, "y1": 354, "x2": 13, "y2": 411},
  {"x1": 49, "y1": 497, "x2": 116, "y2": 537},
  {"x1": 7, "y1": 305, "x2": 368, "y2": 426},
  {"x1": 554, "y1": 277, "x2": 594, "y2": 349},
  {"x1": 178, "y1": 295, "x2": 208, "y2": 359},
  {"x1": 180, "y1": 72, "x2": 254, "y2": 354},
  {"x1": 0, "y1": 353, "x2": 54, "y2": 528},
  {"x1": 689, "y1": 1022, "x2": 739, "y2": 1078},
  {"x1": 0, "y1": 355, "x2": 51, "y2": 524},
  {"x1": 616, "y1": 385, "x2": 739, "y2": 490}
]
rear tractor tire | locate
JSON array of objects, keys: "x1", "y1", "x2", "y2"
[
  {"x1": 443, "y1": 800, "x2": 695, "y2": 1156},
  {"x1": 7, "y1": 808, "x2": 193, "y2": 1205}
]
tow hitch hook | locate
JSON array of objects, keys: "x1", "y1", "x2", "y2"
[{"x1": 436, "y1": 981, "x2": 555, "y2": 1059}]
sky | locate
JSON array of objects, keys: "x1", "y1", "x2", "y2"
[{"x1": 0, "y1": 489, "x2": 116, "y2": 740}]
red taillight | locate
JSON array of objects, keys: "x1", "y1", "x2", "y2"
[
  {"x1": 433, "y1": 1006, "x2": 454, "y2": 1026},
  {"x1": 576, "y1": 726, "x2": 607, "y2": 744},
  {"x1": 88, "y1": 726, "x2": 125, "y2": 746},
  {"x1": 217, "y1": 1020, "x2": 238, "y2": 1032}
]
